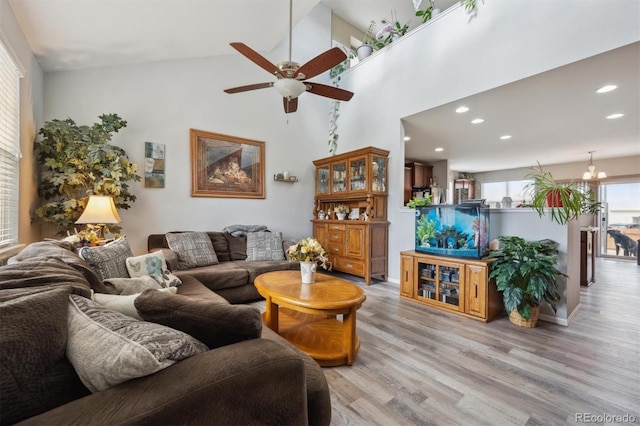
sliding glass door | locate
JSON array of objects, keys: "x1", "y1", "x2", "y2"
[{"x1": 598, "y1": 181, "x2": 640, "y2": 259}]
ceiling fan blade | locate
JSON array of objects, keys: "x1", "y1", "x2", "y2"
[
  {"x1": 306, "y1": 82, "x2": 354, "y2": 101},
  {"x1": 229, "y1": 42, "x2": 284, "y2": 78},
  {"x1": 283, "y1": 97, "x2": 298, "y2": 114},
  {"x1": 294, "y1": 48, "x2": 347, "y2": 79},
  {"x1": 224, "y1": 82, "x2": 274, "y2": 94}
]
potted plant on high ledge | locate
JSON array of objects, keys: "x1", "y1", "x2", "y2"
[
  {"x1": 524, "y1": 163, "x2": 595, "y2": 225},
  {"x1": 486, "y1": 236, "x2": 564, "y2": 327},
  {"x1": 356, "y1": 21, "x2": 377, "y2": 60}
]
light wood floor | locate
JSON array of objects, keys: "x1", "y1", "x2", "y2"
[{"x1": 255, "y1": 258, "x2": 640, "y2": 425}]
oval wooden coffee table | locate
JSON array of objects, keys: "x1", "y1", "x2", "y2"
[{"x1": 254, "y1": 271, "x2": 366, "y2": 367}]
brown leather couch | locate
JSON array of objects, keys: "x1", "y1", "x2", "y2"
[{"x1": 0, "y1": 241, "x2": 331, "y2": 425}]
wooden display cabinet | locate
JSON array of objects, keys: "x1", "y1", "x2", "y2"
[
  {"x1": 453, "y1": 179, "x2": 476, "y2": 204},
  {"x1": 400, "y1": 251, "x2": 502, "y2": 322},
  {"x1": 404, "y1": 162, "x2": 433, "y2": 204},
  {"x1": 313, "y1": 147, "x2": 389, "y2": 285}
]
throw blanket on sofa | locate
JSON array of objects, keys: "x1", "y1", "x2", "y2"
[
  {"x1": 0, "y1": 257, "x2": 93, "y2": 298},
  {"x1": 222, "y1": 224, "x2": 267, "y2": 237},
  {"x1": 6, "y1": 241, "x2": 112, "y2": 294}
]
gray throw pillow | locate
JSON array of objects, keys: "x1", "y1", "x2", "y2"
[
  {"x1": 66, "y1": 294, "x2": 208, "y2": 392},
  {"x1": 79, "y1": 237, "x2": 133, "y2": 281},
  {"x1": 245, "y1": 231, "x2": 285, "y2": 261},
  {"x1": 165, "y1": 232, "x2": 218, "y2": 270}
]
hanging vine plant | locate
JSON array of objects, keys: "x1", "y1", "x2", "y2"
[
  {"x1": 328, "y1": 56, "x2": 350, "y2": 155},
  {"x1": 34, "y1": 113, "x2": 141, "y2": 235}
]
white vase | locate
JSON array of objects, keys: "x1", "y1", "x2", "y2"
[
  {"x1": 356, "y1": 44, "x2": 373, "y2": 61},
  {"x1": 300, "y1": 261, "x2": 317, "y2": 284},
  {"x1": 336, "y1": 213, "x2": 346, "y2": 220}
]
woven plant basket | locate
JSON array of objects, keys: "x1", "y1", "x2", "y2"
[{"x1": 509, "y1": 306, "x2": 540, "y2": 328}]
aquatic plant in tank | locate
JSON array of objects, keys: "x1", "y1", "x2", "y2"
[{"x1": 415, "y1": 203, "x2": 489, "y2": 258}]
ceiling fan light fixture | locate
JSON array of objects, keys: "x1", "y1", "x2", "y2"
[{"x1": 273, "y1": 78, "x2": 306, "y2": 99}]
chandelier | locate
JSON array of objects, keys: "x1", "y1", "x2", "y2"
[{"x1": 582, "y1": 151, "x2": 607, "y2": 180}]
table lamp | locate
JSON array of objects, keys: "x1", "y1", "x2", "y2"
[{"x1": 75, "y1": 195, "x2": 121, "y2": 239}]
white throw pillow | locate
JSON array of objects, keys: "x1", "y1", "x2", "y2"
[
  {"x1": 91, "y1": 287, "x2": 177, "y2": 319},
  {"x1": 125, "y1": 251, "x2": 182, "y2": 287},
  {"x1": 66, "y1": 294, "x2": 207, "y2": 392}
]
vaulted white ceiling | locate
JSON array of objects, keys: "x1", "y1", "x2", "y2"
[{"x1": 7, "y1": 0, "x2": 640, "y2": 173}]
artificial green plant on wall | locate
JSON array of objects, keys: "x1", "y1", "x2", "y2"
[{"x1": 34, "y1": 113, "x2": 141, "y2": 235}]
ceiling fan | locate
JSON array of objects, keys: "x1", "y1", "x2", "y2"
[{"x1": 223, "y1": 0, "x2": 354, "y2": 114}]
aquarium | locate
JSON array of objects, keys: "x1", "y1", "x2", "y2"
[{"x1": 414, "y1": 202, "x2": 490, "y2": 259}]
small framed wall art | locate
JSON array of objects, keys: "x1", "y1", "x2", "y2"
[
  {"x1": 144, "y1": 142, "x2": 165, "y2": 188},
  {"x1": 190, "y1": 129, "x2": 265, "y2": 199}
]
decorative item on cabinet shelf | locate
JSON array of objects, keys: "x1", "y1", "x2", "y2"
[
  {"x1": 334, "y1": 204, "x2": 349, "y2": 220},
  {"x1": 349, "y1": 208, "x2": 360, "y2": 220},
  {"x1": 274, "y1": 173, "x2": 298, "y2": 182}
]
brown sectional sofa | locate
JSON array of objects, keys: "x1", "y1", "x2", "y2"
[
  {"x1": 147, "y1": 231, "x2": 300, "y2": 303},
  {"x1": 0, "y1": 240, "x2": 331, "y2": 425}
]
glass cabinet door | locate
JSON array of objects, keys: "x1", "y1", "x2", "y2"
[
  {"x1": 372, "y1": 155, "x2": 386, "y2": 192},
  {"x1": 438, "y1": 265, "x2": 460, "y2": 307},
  {"x1": 417, "y1": 262, "x2": 437, "y2": 301},
  {"x1": 417, "y1": 261, "x2": 461, "y2": 309},
  {"x1": 316, "y1": 166, "x2": 329, "y2": 195},
  {"x1": 332, "y1": 162, "x2": 347, "y2": 193},
  {"x1": 349, "y1": 156, "x2": 366, "y2": 191}
]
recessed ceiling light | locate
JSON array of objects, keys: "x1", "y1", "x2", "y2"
[
  {"x1": 471, "y1": 118, "x2": 484, "y2": 124},
  {"x1": 606, "y1": 113, "x2": 624, "y2": 119},
  {"x1": 434, "y1": 147, "x2": 444, "y2": 152},
  {"x1": 500, "y1": 135, "x2": 512, "y2": 140},
  {"x1": 404, "y1": 136, "x2": 411, "y2": 141},
  {"x1": 596, "y1": 85, "x2": 617, "y2": 93},
  {"x1": 456, "y1": 106, "x2": 469, "y2": 113}
]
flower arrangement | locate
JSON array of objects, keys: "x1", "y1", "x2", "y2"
[
  {"x1": 334, "y1": 204, "x2": 349, "y2": 214},
  {"x1": 287, "y1": 237, "x2": 330, "y2": 270},
  {"x1": 63, "y1": 226, "x2": 100, "y2": 247},
  {"x1": 376, "y1": 11, "x2": 410, "y2": 42}
]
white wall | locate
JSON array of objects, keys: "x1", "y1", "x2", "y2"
[
  {"x1": 0, "y1": 0, "x2": 44, "y2": 245},
  {"x1": 42, "y1": 4, "x2": 334, "y2": 255},
  {"x1": 333, "y1": 0, "x2": 640, "y2": 283}
]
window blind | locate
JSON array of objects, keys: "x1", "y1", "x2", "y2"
[{"x1": 0, "y1": 40, "x2": 20, "y2": 247}]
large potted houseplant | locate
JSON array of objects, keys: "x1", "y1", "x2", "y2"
[
  {"x1": 524, "y1": 163, "x2": 587, "y2": 225},
  {"x1": 34, "y1": 113, "x2": 141, "y2": 235},
  {"x1": 486, "y1": 236, "x2": 563, "y2": 327}
]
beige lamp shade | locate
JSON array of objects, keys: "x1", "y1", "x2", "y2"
[{"x1": 75, "y1": 195, "x2": 121, "y2": 224}]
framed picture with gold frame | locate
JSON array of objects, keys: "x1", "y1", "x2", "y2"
[{"x1": 190, "y1": 129, "x2": 265, "y2": 199}]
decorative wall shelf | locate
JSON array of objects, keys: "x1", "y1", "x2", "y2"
[{"x1": 274, "y1": 174, "x2": 298, "y2": 183}]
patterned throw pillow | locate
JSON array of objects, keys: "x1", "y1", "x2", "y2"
[
  {"x1": 165, "y1": 232, "x2": 218, "y2": 270},
  {"x1": 66, "y1": 294, "x2": 207, "y2": 392},
  {"x1": 79, "y1": 237, "x2": 133, "y2": 281},
  {"x1": 245, "y1": 231, "x2": 285, "y2": 261},
  {"x1": 125, "y1": 251, "x2": 182, "y2": 287}
]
